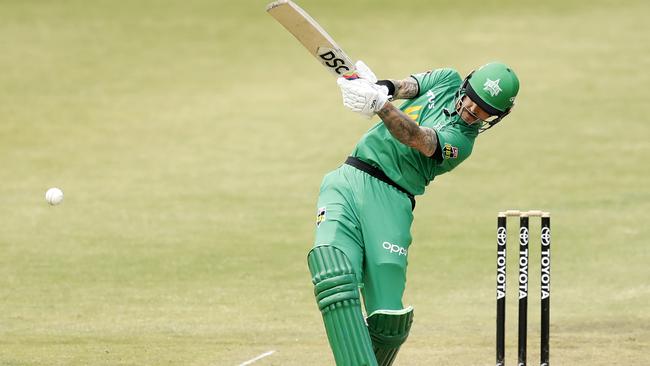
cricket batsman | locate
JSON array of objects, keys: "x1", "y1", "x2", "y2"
[{"x1": 308, "y1": 61, "x2": 520, "y2": 365}]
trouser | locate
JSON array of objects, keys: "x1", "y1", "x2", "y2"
[
  {"x1": 313, "y1": 163, "x2": 414, "y2": 314},
  {"x1": 308, "y1": 161, "x2": 416, "y2": 366}
]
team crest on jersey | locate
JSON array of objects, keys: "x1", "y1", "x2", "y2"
[
  {"x1": 483, "y1": 78, "x2": 502, "y2": 97},
  {"x1": 316, "y1": 207, "x2": 327, "y2": 227},
  {"x1": 443, "y1": 143, "x2": 459, "y2": 159}
]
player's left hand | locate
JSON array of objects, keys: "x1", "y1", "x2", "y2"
[{"x1": 337, "y1": 77, "x2": 389, "y2": 118}]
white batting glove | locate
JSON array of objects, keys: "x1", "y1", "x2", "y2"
[
  {"x1": 354, "y1": 60, "x2": 378, "y2": 83},
  {"x1": 337, "y1": 77, "x2": 389, "y2": 118}
]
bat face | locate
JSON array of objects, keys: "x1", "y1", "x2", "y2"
[{"x1": 266, "y1": 0, "x2": 357, "y2": 78}]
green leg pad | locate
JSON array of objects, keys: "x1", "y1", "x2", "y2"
[
  {"x1": 308, "y1": 246, "x2": 377, "y2": 366},
  {"x1": 367, "y1": 307, "x2": 414, "y2": 366}
]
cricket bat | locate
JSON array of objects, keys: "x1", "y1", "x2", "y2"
[{"x1": 266, "y1": 0, "x2": 358, "y2": 78}]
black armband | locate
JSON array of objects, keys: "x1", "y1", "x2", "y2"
[
  {"x1": 431, "y1": 131, "x2": 443, "y2": 162},
  {"x1": 376, "y1": 80, "x2": 396, "y2": 97}
]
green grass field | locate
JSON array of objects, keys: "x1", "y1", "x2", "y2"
[{"x1": 1, "y1": 0, "x2": 649, "y2": 365}]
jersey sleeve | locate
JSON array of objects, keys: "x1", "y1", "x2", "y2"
[
  {"x1": 432, "y1": 127, "x2": 474, "y2": 175},
  {"x1": 410, "y1": 68, "x2": 461, "y2": 98}
]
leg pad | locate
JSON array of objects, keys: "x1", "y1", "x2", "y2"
[{"x1": 308, "y1": 246, "x2": 377, "y2": 366}]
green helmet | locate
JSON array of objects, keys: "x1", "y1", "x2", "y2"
[{"x1": 462, "y1": 62, "x2": 520, "y2": 132}]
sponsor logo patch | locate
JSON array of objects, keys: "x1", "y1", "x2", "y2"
[
  {"x1": 541, "y1": 227, "x2": 551, "y2": 246},
  {"x1": 317, "y1": 48, "x2": 352, "y2": 75},
  {"x1": 442, "y1": 143, "x2": 459, "y2": 159},
  {"x1": 426, "y1": 90, "x2": 436, "y2": 109},
  {"x1": 316, "y1": 207, "x2": 326, "y2": 227},
  {"x1": 404, "y1": 105, "x2": 422, "y2": 122},
  {"x1": 497, "y1": 227, "x2": 507, "y2": 246},
  {"x1": 382, "y1": 241, "x2": 408, "y2": 256}
]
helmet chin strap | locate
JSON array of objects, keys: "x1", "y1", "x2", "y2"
[
  {"x1": 478, "y1": 116, "x2": 503, "y2": 133},
  {"x1": 478, "y1": 108, "x2": 511, "y2": 133}
]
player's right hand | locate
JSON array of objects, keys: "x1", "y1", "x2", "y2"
[{"x1": 337, "y1": 77, "x2": 389, "y2": 118}]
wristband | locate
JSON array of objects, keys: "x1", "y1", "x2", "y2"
[{"x1": 376, "y1": 80, "x2": 396, "y2": 97}]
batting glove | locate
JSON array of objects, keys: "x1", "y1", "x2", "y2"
[
  {"x1": 337, "y1": 77, "x2": 389, "y2": 118},
  {"x1": 354, "y1": 60, "x2": 378, "y2": 83}
]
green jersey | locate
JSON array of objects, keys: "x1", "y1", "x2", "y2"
[{"x1": 351, "y1": 68, "x2": 479, "y2": 196}]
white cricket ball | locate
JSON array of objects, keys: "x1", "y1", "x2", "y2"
[{"x1": 45, "y1": 187, "x2": 64, "y2": 206}]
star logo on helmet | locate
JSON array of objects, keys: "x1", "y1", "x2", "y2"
[{"x1": 483, "y1": 78, "x2": 502, "y2": 97}]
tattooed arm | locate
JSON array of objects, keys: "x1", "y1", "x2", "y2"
[
  {"x1": 377, "y1": 77, "x2": 419, "y2": 100},
  {"x1": 392, "y1": 77, "x2": 419, "y2": 99},
  {"x1": 376, "y1": 103, "x2": 438, "y2": 157}
]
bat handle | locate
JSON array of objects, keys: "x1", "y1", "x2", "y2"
[{"x1": 341, "y1": 70, "x2": 360, "y2": 80}]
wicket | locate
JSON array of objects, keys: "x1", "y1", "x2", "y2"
[{"x1": 496, "y1": 210, "x2": 551, "y2": 366}]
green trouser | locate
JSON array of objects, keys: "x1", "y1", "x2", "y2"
[{"x1": 309, "y1": 164, "x2": 414, "y2": 365}]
